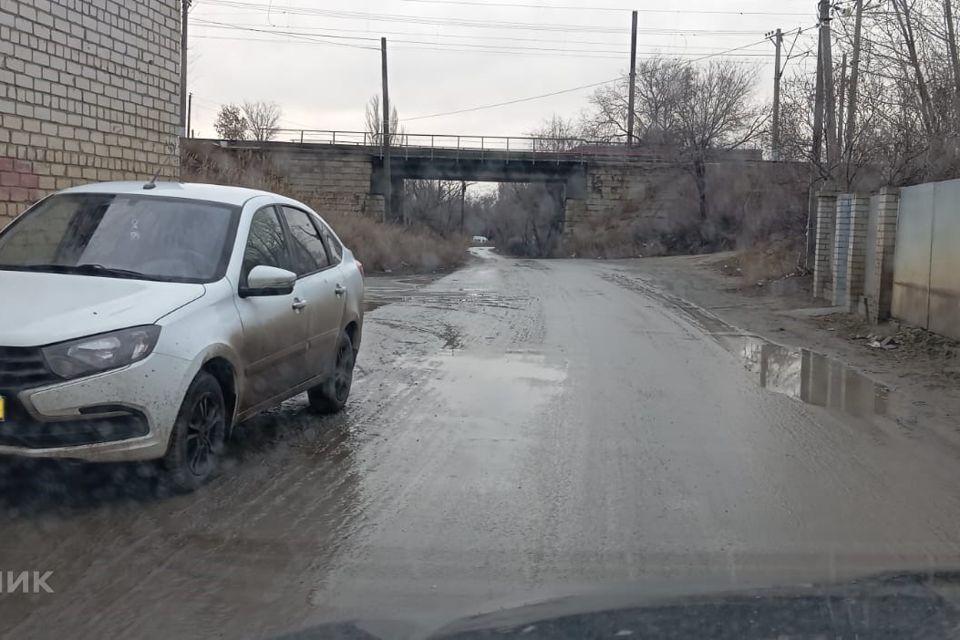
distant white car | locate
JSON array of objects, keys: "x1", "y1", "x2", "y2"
[
  {"x1": 472, "y1": 235, "x2": 489, "y2": 245},
  {"x1": 0, "y1": 182, "x2": 365, "y2": 491}
]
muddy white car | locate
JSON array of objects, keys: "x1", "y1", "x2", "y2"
[{"x1": 0, "y1": 182, "x2": 364, "y2": 491}]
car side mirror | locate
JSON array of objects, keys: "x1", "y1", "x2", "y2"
[{"x1": 239, "y1": 265, "x2": 296, "y2": 298}]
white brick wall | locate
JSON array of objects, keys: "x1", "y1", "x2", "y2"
[{"x1": 0, "y1": 0, "x2": 181, "y2": 226}]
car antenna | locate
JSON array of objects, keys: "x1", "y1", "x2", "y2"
[{"x1": 143, "y1": 142, "x2": 178, "y2": 190}]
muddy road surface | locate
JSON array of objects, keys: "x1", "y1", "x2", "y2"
[{"x1": 3, "y1": 248, "x2": 960, "y2": 638}]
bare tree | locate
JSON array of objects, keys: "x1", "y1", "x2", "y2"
[
  {"x1": 781, "y1": 0, "x2": 960, "y2": 187},
  {"x1": 526, "y1": 114, "x2": 582, "y2": 151},
  {"x1": 213, "y1": 104, "x2": 248, "y2": 140},
  {"x1": 365, "y1": 95, "x2": 403, "y2": 145},
  {"x1": 580, "y1": 57, "x2": 689, "y2": 145},
  {"x1": 671, "y1": 60, "x2": 767, "y2": 225},
  {"x1": 242, "y1": 101, "x2": 281, "y2": 141}
]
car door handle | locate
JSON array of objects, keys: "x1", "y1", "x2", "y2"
[
  {"x1": 292, "y1": 297, "x2": 308, "y2": 311},
  {"x1": 334, "y1": 284, "x2": 346, "y2": 296}
]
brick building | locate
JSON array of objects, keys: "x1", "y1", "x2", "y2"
[{"x1": 0, "y1": 0, "x2": 181, "y2": 228}]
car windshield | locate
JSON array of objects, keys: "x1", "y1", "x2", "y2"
[{"x1": 0, "y1": 193, "x2": 239, "y2": 283}]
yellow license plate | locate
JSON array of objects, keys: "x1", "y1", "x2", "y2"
[{"x1": 0, "y1": 395, "x2": 4, "y2": 422}]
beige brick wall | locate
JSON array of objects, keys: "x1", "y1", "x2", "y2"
[
  {"x1": 0, "y1": 0, "x2": 181, "y2": 228},
  {"x1": 813, "y1": 193, "x2": 837, "y2": 301}
]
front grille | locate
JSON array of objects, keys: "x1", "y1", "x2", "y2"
[{"x1": 0, "y1": 346, "x2": 59, "y2": 389}]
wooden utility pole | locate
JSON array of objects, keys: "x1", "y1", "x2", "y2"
[
  {"x1": 838, "y1": 53, "x2": 847, "y2": 149},
  {"x1": 808, "y1": 15, "x2": 827, "y2": 270},
  {"x1": 820, "y1": 0, "x2": 839, "y2": 176},
  {"x1": 812, "y1": 28, "x2": 825, "y2": 166},
  {"x1": 180, "y1": 0, "x2": 190, "y2": 136},
  {"x1": 844, "y1": 0, "x2": 864, "y2": 170},
  {"x1": 945, "y1": 0, "x2": 960, "y2": 105},
  {"x1": 627, "y1": 10, "x2": 638, "y2": 146},
  {"x1": 770, "y1": 28, "x2": 783, "y2": 160},
  {"x1": 381, "y1": 37, "x2": 392, "y2": 224}
]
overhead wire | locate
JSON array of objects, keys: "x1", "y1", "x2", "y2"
[
  {"x1": 191, "y1": 3, "x2": 820, "y2": 126},
  {"x1": 192, "y1": 21, "x2": 777, "y2": 58},
  {"x1": 398, "y1": 0, "x2": 812, "y2": 17},
  {"x1": 198, "y1": 0, "x2": 774, "y2": 35},
  {"x1": 400, "y1": 78, "x2": 626, "y2": 122}
]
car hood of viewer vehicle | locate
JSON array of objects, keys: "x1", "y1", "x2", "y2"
[{"x1": 0, "y1": 270, "x2": 206, "y2": 347}]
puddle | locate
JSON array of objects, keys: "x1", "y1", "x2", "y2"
[
  {"x1": 603, "y1": 271, "x2": 893, "y2": 422},
  {"x1": 718, "y1": 335, "x2": 890, "y2": 420},
  {"x1": 364, "y1": 274, "x2": 521, "y2": 313},
  {"x1": 363, "y1": 273, "x2": 442, "y2": 312},
  {"x1": 427, "y1": 350, "x2": 567, "y2": 434}
]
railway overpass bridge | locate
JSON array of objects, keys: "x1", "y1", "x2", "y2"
[{"x1": 182, "y1": 130, "x2": 771, "y2": 238}]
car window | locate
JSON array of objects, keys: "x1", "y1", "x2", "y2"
[
  {"x1": 242, "y1": 207, "x2": 292, "y2": 286},
  {"x1": 316, "y1": 218, "x2": 343, "y2": 264},
  {"x1": 280, "y1": 206, "x2": 331, "y2": 275}
]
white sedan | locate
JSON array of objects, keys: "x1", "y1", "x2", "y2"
[{"x1": 0, "y1": 181, "x2": 365, "y2": 491}]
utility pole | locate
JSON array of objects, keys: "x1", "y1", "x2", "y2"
[
  {"x1": 180, "y1": 0, "x2": 190, "y2": 136},
  {"x1": 812, "y1": 28, "x2": 825, "y2": 166},
  {"x1": 838, "y1": 52, "x2": 847, "y2": 149},
  {"x1": 381, "y1": 37, "x2": 392, "y2": 224},
  {"x1": 820, "y1": 0, "x2": 839, "y2": 178},
  {"x1": 460, "y1": 180, "x2": 466, "y2": 233},
  {"x1": 844, "y1": 0, "x2": 864, "y2": 175},
  {"x1": 807, "y1": 15, "x2": 827, "y2": 271},
  {"x1": 769, "y1": 28, "x2": 783, "y2": 160},
  {"x1": 627, "y1": 10, "x2": 638, "y2": 146},
  {"x1": 187, "y1": 92, "x2": 193, "y2": 139}
]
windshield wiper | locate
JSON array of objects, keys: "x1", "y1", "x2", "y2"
[
  {"x1": 73, "y1": 264, "x2": 156, "y2": 280},
  {"x1": 0, "y1": 263, "x2": 159, "y2": 280}
]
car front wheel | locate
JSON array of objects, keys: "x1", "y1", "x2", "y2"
[
  {"x1": 308, "y1": 332, "x2": 355, "y2": 414},
  {"x1": 161, "y1": 371, "x2": 227, "y2": 492}
]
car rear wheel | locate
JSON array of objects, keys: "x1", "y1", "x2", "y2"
[
  {"x1": 308, "y1": 332, "x2": 355, "y2": 414},
  {"x1": 161, "y1": 371, "x2": 227, "y2": 493}
]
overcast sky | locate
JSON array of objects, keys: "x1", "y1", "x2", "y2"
[{"x1": 187, "y1": 0, "x2": 822, "y2": 140}]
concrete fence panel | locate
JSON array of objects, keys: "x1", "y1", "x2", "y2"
[
  {"x1": 928, "y1": 180, "x2": 960, "y2": 339},
  {"x1": 892, "y1": 183, "x2": 934, "y2": 330}
]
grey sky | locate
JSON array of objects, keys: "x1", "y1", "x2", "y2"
[{"x1": 188, "y1": 0, "x2": 821, "y2": 140}]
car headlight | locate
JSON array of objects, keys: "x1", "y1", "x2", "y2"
[{"x1": 42, "y1": 326, "x2": 161, "y2": 380}]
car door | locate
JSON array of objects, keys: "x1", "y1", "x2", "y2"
[
  {"x1": 235, "y1": 206, "x2": 311, "y2": 411},
  {"x1": 279, "y1": 206, "x2": 347, "y2": 379}
]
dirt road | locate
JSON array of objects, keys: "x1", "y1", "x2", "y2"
[{"x1": 3, "y1": 248, "x2": 960, "y2": 638}]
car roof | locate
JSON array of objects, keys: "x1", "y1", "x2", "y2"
[{"x1": 58, "y1": 181, "x2": 291, "y2": 207}]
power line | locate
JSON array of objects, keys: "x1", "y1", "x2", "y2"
[
  {"x1": 191, "y1": 33, "x2": 776, "y2": 61},
  {"x1": 194, "y1": 19, "x2": 788, "y2": 42},
  {"x1": 192, "y1": 19, "x2": 381, "y2": 49},
  {"x1": 199, "y1": 0, "x2": 770, "y2": 35},
  {"x1": 683, "y1": 25, "x2": 812, "y2": 64},
  {"x1": 399, "y1": 0, "x2": 811, "y2": 17},
  {"x1": 396, "y1": 27, "x2": 814, "y2": 123},
  {"x1": 192, "y1": 22, "x2": 774, "y2": 57},
  {"x1": 401, "y1": 78, "x2": 624, "y2": 122}
]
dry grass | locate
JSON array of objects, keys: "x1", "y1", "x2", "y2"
[
  {"x1": 715, "y1": 238, "x2": 806, "y2": 284},
  {"x1": 313, "y1": 207, "x2": 469, "y2": 273},
  {"x1": 181, "y1": 143, "x2": 468, "y2": 274}
]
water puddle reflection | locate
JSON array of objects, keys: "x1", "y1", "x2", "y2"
[
  {"x1": 363, "y1": 273, "x2": 442, "y2": 312},
  {"x1": 719, "y1": 335, "x2": 890, "y2": 420}
]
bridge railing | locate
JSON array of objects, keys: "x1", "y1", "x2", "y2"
[{"x1": 271, "y1": 129, "x2": 667, "y2": 162}]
